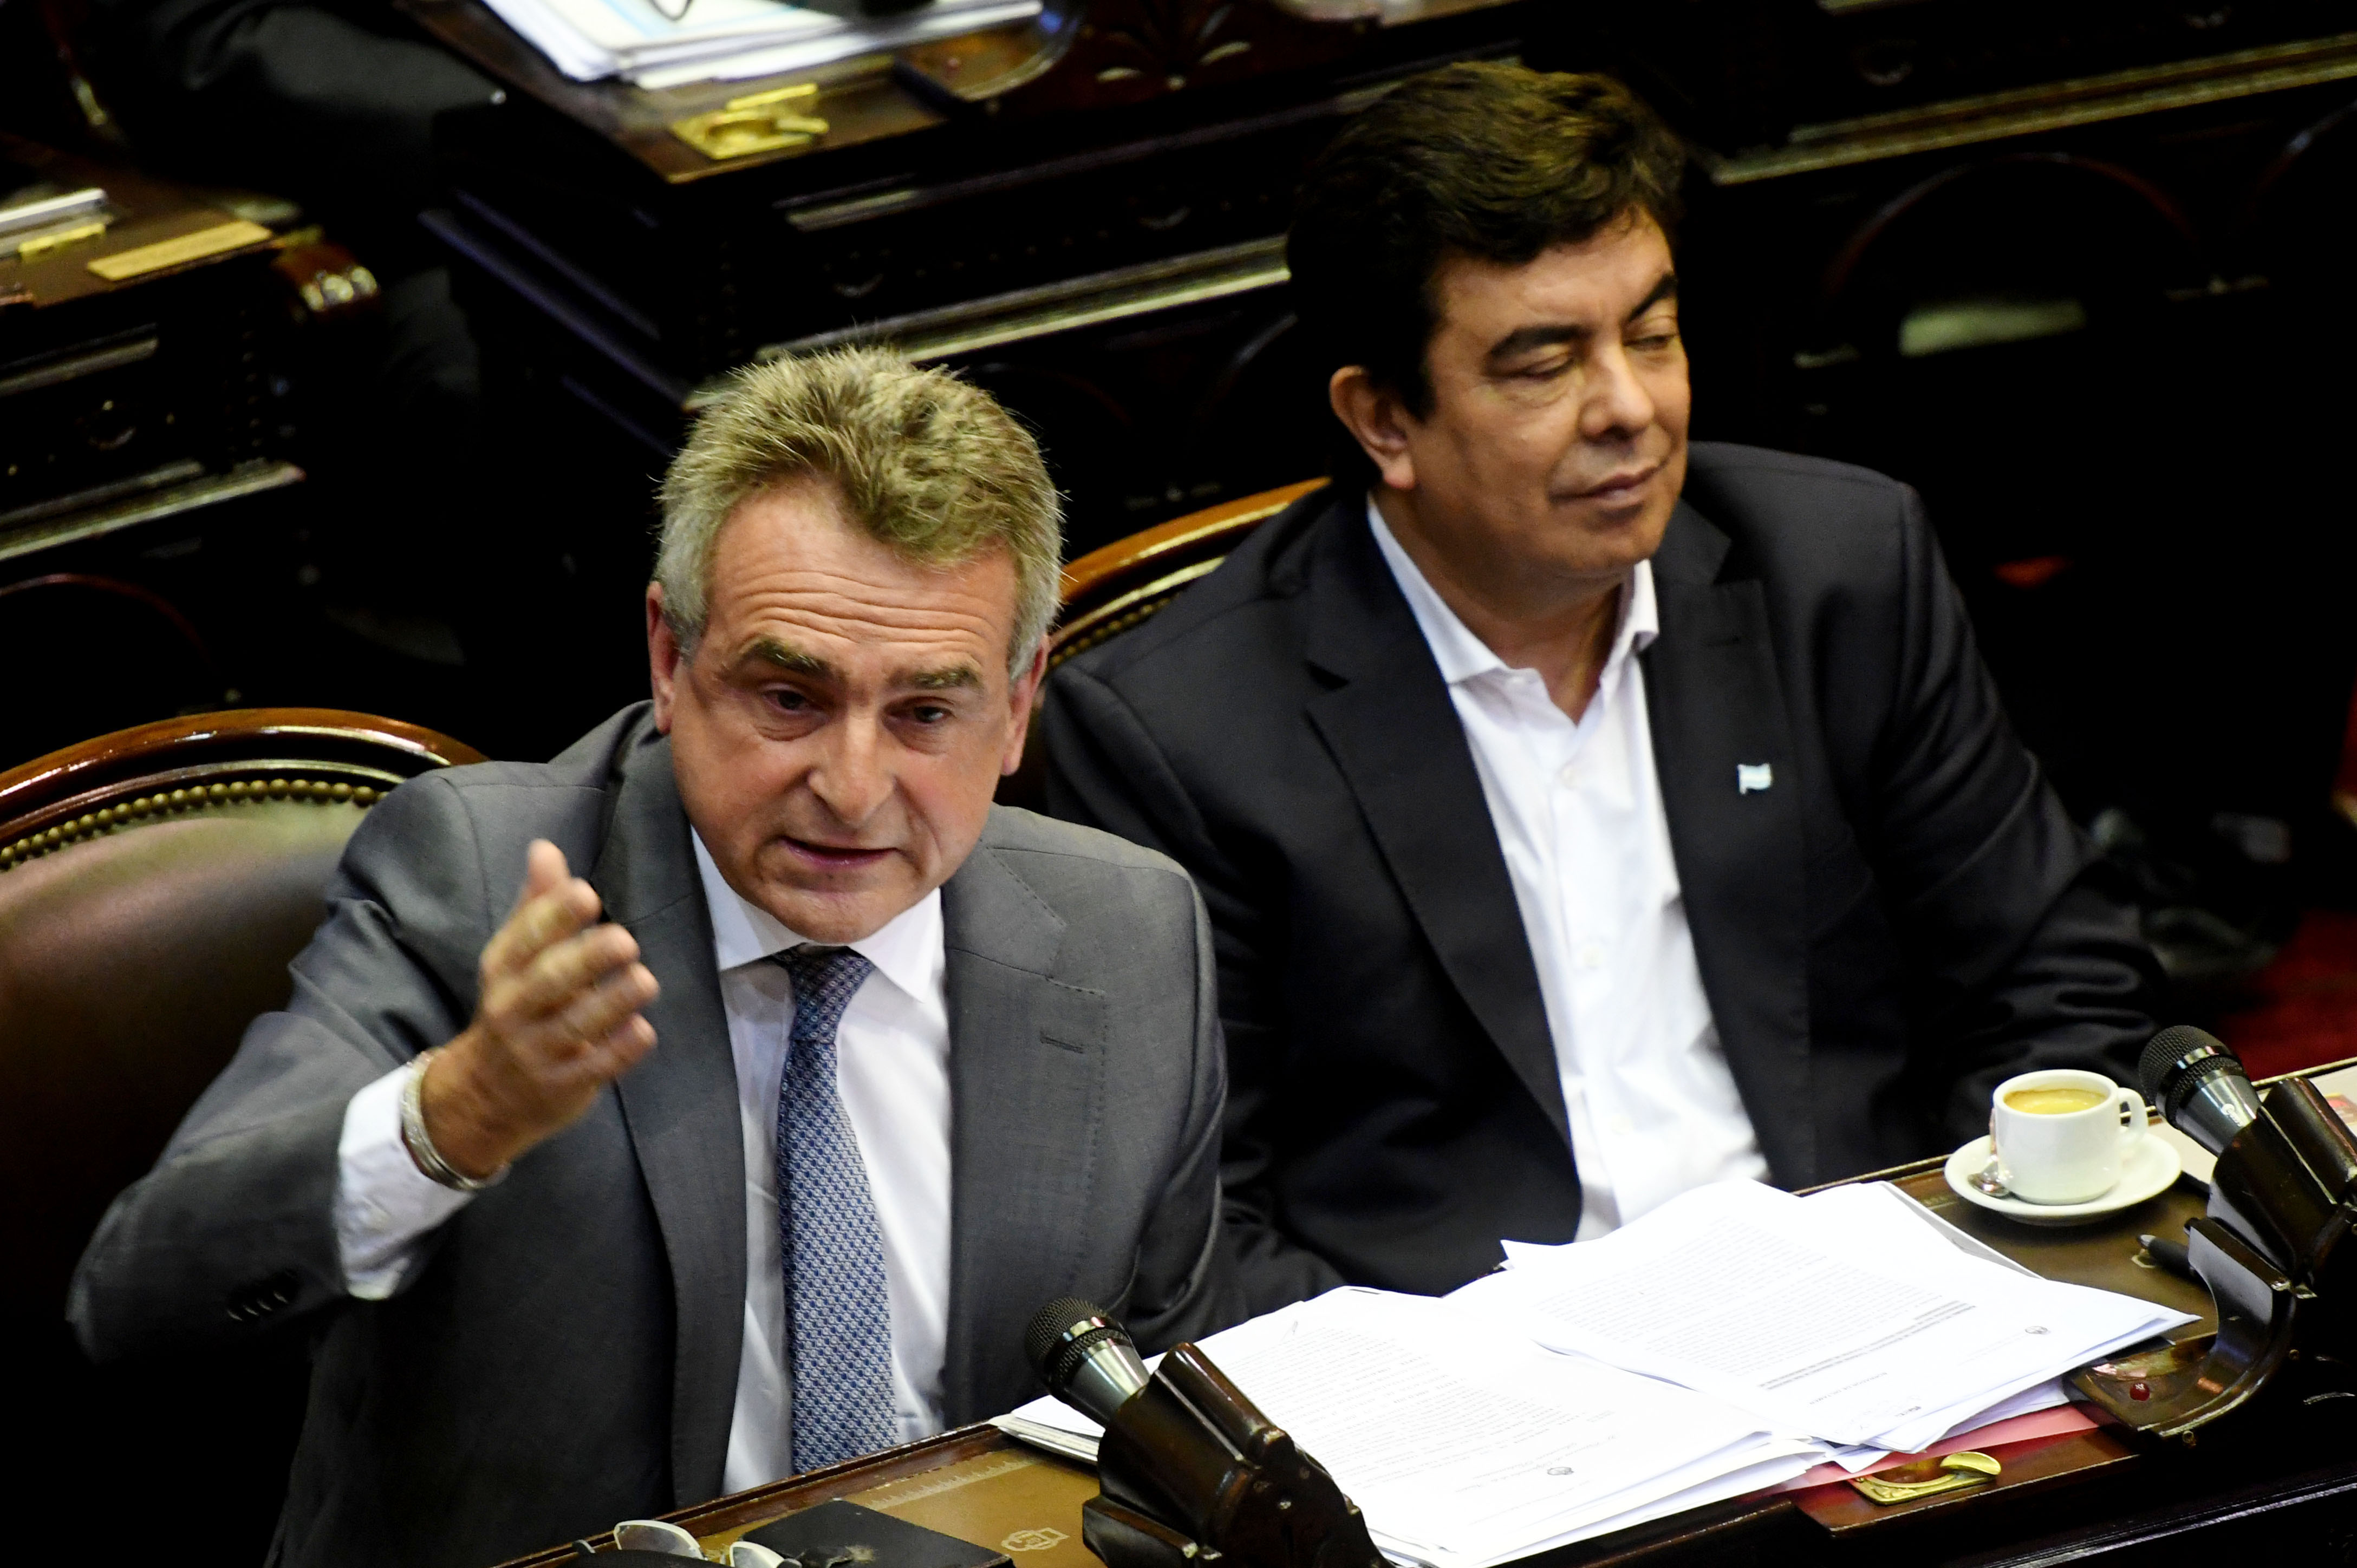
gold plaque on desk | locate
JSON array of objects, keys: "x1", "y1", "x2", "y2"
[
  {"x1": 671, "y1": 84, "x2": 830, "y2": 160},
  {"x1": 1848, "y1": 1450, "x2": 2002, "y2": 1506}
]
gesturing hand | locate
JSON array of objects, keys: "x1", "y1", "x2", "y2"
[{"x1": 420, "y1": 839, "x2": 661, "y2": 1180}]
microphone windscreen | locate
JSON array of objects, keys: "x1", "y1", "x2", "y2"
[
  {"x1": 1026, "y1": 1297, "x2": 1115, "y2": 1383},
  {"x1": 2140, "y1": 1023, "x2": 2236, "y2": 1108}
]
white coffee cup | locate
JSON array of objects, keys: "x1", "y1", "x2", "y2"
[{"x1": 1991, "y1": 1068, "x2": 2150, "y2": 1204}]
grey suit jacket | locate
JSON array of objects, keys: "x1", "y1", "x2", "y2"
[{"x1": 70, "y1": 704, "x2": 1240, "y2": 1568}]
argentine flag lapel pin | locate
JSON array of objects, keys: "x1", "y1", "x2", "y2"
[{"x1": 1737, "y1": 762, "x2": 1774, "y2": 795}]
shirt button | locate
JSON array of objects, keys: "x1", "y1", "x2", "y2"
[
  {"x1": 1558, "y1": 763, "x2": 1582, "y2": 789},
  {"x1": 1575, "y1": 942, "x2": 1606, "y2": 970}
]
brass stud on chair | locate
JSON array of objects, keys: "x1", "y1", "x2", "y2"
[{"x1": 330, "y1": 782, "x2": 352, "y2": 802}]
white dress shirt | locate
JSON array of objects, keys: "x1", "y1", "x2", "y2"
[
  {"x1": 332, "y1": 831, "x2": 953, "y2": 1494},
  {"x1": 1367, "y1": 498, "x2": 1768, "y2": 1238}
]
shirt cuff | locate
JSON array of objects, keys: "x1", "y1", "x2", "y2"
[{"x1": 335, "y1": 1064, "x2": 476, "y2": 1299}]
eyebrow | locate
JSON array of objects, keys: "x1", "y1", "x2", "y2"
[
  {"x1": 743, "y1": 636, "x2": 981, "y2": 692},
  {"x1": 745, "y1": 637, "x2": 834, "y2": 678},
  {"x1": 1483, "y1": 271, "x2": 1681, "y2": 364}
]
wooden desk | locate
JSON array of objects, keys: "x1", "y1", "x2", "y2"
[{"x1": 500, "y1": 1061, "x2": 2357, "y2": 1567}]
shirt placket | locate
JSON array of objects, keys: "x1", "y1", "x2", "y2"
[
  {"x1": 1494, "y1": 672, "x2": 1609, "y2": 1218},
  {"x1": 1558, "y1": 675, "x2": 1644, "y2": 1192}
]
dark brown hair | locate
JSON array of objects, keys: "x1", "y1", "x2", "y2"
[{"x1": 1287, "y1": 64, "x2": 1688, "y2": 476}]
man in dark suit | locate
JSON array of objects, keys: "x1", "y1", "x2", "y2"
[
  {"x1": 71, "y1": 350, "x2": 1240, "y2": 1568},
  {"x1": 1039, "y1": 64, "x2": 2158, "y2": 1310}
]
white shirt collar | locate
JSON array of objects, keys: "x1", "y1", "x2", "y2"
[
  {"x1": 1365, "y1": 494, "x2": 1658, "y2": 690},
  {"x1": 690, "y1": 828, "x2": 943, "y2": 1009}
]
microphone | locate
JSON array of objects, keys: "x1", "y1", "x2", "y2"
[
  {"x1": 1026, "y1": 1297, "x2": 1149, "y2": 1425},
  {"x1": 2139, "y1": 1024, "x2": 2264, "y2": 1157},
  {"x1": 1024, "y1": 1299, "x2": 1387, "y2": 1568}
]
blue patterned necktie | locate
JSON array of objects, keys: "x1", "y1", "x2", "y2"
[{"x1": 774, "y1": 945, "x2": 897, "y2": 1473}]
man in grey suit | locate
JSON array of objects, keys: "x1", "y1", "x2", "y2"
[{"x1": 71, "y1": 350, "x2": 1242, "y2": 1568}]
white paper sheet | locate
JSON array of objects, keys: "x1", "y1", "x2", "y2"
[
  {"x1": 1000, "y1": 1288, "x2": 1824, "y2": 1568},
  {"x1": 476, "y1": 0, "x2": 1041, "y2": 86},
  {"x1": 1455, "y1": 1180, "x2": 2191, "y2": 1448}
]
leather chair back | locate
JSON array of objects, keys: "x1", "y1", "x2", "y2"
[
  {"x1": 0, "y1": 708, "x2": 481, "y2": 1552},
  {"x1": 1000, "y1": 480, "x2": 1321, "y2": 809}
]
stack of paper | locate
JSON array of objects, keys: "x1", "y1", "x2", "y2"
[
  {"x1": 1456, "y1": 1180, "x2": 2189, "y2": 1461},
  {"x1": 998, "y1": 1180, "x2": 2192, "y2": 1564},
  {"x1": 1001, "y1": 1289, "x2": 1829, "y2": 1568},
  {"x1": 480, "y1": 0, "x2": 1042, "y2": 87}
]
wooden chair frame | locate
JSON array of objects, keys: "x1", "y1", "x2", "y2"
[
  {"x1": 0, "y1": 708, "x2": 484, "y2": 874},
  {"x1": 1051, "y1": 479, "x2": 1326, "y2": 669}
]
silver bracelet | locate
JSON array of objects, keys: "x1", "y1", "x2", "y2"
[{"x1": 399, "y1": 1048, "x2": 510, "y2": 1192}]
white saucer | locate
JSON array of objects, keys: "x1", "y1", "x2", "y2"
[{"x1": 1942, "y1": 1133, "x2": 2183, "y2": 1226}]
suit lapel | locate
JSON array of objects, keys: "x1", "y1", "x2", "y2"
[
  {"x1": 590, "y1": 718, "x2": 745, "y2": 1505},
  {"x1": 937, "y1": 814, "x2": 1107, "y2": 1424},
  {"x1": 1643, "y1": 506, "x2": 1816, "y2": 1183},
  {"x1": 1299, "y1": 503, "x2": 1569, "y2": 1148}
]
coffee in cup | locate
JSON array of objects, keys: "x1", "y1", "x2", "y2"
[
  {"x1": 1990, "y1": 1069, "x2": 2150, "y2": 1204},
  {"x1": 2004, "y1": 1085, "x2": 2108, "y2": 1116}
]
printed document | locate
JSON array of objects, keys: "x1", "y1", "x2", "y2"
[
  {"x1": 1455, "y1": 1180, "x2": 2191, "y2": 1448},
  {"x1": 1001, "y1": 1288, "x2": 1825, "y2": 1567},
  {"x1": 479, "y1": 0, "x2": 1041, "y2": 86},
  {"x1": 997, "y1": 1180, "x2": 2193, "y2": 1559}
]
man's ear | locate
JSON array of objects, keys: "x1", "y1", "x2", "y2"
[
  {"x1": 1329, "y1": 366, "x2": 1419, "y2": 493},
  {"x1": 1000, "y1": 636, "x2": 1051, "y2": 778},
  {"x1": 647, "y1": 584, "x2": 684, "y2": 734}
]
